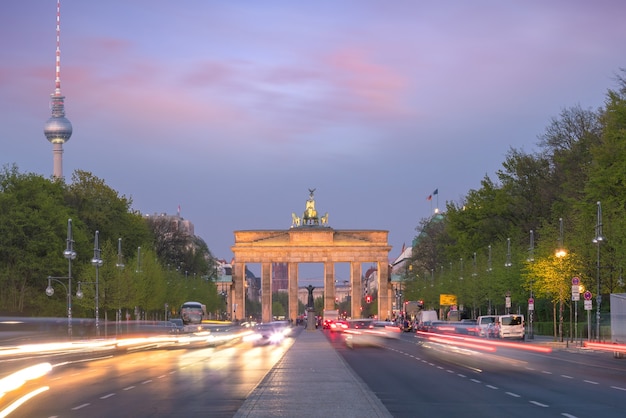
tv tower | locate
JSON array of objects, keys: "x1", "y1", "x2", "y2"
[{"x1": 43, "y1": 0, "x2": 73, "y2": 180}]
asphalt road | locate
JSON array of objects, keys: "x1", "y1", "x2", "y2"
[
  {"x1": 6, "y1": 337, "x2": 295, "y2": 417},
  {"x1": 325, "y1": 330, "x2": 626, "y2": 418}
]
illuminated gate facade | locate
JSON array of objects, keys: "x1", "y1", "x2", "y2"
[{"x1": 230, "y1": 191, "x2": 392, "y2": 322}]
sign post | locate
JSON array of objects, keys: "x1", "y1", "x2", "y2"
[
  {"x1": 583, "y1": 290, "x2": 592, "y2": 341},
  {"x1": 572, "y1": 277, "x2": 580, "y2": 344},
  {"x1": 528, "y1": 297, "x2": 534, "y2": 339}
]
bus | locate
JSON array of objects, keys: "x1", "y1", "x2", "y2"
[{"x1": 180, "y1": 301, "x2": 207, "y2": 325}]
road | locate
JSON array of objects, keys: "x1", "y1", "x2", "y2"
[
  {"x1": 3, "y1": 325, "x2": 625, "y2": 417},
  {"x1": 326, "y1": 330, "x2": 626, "y2": 418},
  {"x1": 2, "y1": 334, "x2": 296, "y2": 417}
]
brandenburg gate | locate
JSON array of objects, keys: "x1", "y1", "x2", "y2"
[{"x1": 231, "y1": 190, "x2": 392, "y2": 323}]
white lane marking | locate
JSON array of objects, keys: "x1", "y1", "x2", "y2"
[
  {"x1": 142, "y1": 379, "x2": 152, "y2": 384},
  {"x1": 123, "y1": 385, "x2": 136, "y2": 391},
  {"x1": 470, "y1": 378, "x2": 481, "y2": 383},
  {"x1": 486, "y1": 385, "x2": 498, "y2": 390},
  {"x1": 505, "y1": 392, "x2": 520, "y2": 398},
  {"x1": 457, "y1": 374, "x2": 466, "y2": 378},
  {"x1": 583, "y1": 380, "x2": 599, "y2": 385},
  {"x1": 561, "y1": 375, "x2": 573, "y2": 379},
  {"x1": 529, "y1": 400, "x2": 549, "y2": 408},
  {"x1": 100, "y1": 393, "x2": 115, "y2": 399},
  {"x1": 71, "y1": 403, "x2": 90, "y2": 410},
  {"x1": 541, "y1": 370, "x2": 552, "y2": 374},
  {"x1": 611, "y1": 385, "x2": 626, "y2": 391},
  {"x1": 158, "y1": 374, "x2": 167, "y2": 379},
  {"x1": 561, "y1": 413, "x2": 578, "y2": 418}
]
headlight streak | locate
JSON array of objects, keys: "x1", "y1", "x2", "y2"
[
  {"x1": 0, "y1": 328, "x2": 255, "y2": 417},
  {"x1": 415, "y1": 331, "x2": 553, "y2": 354},
  {"x1": 425, "y1": 335, "x2": 498, "y2": 353},
  {"x1": 584, "y1": 341, "x2": 626, "y2": 353},
  {"x1": 0, "y1": 386, "x2": 49, "y2": 418},
  {"x1": 0, "y1": 363, "x2": 52, "y2": 398}
]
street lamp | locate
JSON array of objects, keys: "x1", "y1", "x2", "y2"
[
  {"x1": 592, "y1": 201, "x2": 605, "y2": 341},
  {"x1": 555, "y1": 218, "x2": 567, "y2": 342},
  {"x1": 91, "y1": 231, "x2": 103, "y2": 335},
  {"x1": 527, "y1": 230, "x2": 535, "y2": 339},
  {"x1": 505, "y1": 238, "x2": 512, "y2": 314},
  {"x1": 115, "y1": 238, "x2": 124, "y2": 332},
  {"x1": 59, "y1": 218, "x2": 76, "y2": 337},
  {"x1": 46, "y1": 276, "x2": 72, "y2": 337},
  {"x1": 487, "y1": 245, "x2": 493, "y2": 314},
  {"x1": 75, "y1": 232, "x2": 104, "y2": 337}
]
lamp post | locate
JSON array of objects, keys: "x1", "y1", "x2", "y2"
[
  {"x1": 527, "y1": 230, "x2": 534, "y2": 339},
  {"x1": 61, "y1": 219, "x2": 77, "y2": 337},
  {"x1": 76, "y1": 232, "x2": 104, "y2": 338},
  {"x1": 592, "y1": 201, "x2": 605, "y2": 341},
  {"x1": 505, "y1": 238, "x2": 512, "y2": 314},
  {"x1": 487, "y1": 245, "x2": 493, "y2": 314},
  {"x1": 555, "y1": 218, "x2": 567, "y2": 342},
  {"x1": 46, "y1": 276, "x2": 72, "y2": 337},
  {"x1": 115, "y1": 238, "x2": 124, "y2": 334},
  {"x1": 91, "y1": 231, "x2": 103, "y2": 336}
]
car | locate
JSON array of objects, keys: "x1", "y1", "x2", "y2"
[
  {"x1": 245, "y1": 321, "x2": 292, "y2": 345},
  {"x1": 476, "y1": 315, "x2": 498, "y2": 337},
  {"x1": 371, "y1": 321, "x2": 401, "y2": 339},
  {"x1": 344, "y1": 319, "x2": 384, "y2": 348},
  {"x1": 167, "y1": 318, "x2": 184, "y2": 334},
  {"x1": 346, "y1": 319, "x2": 375, "y2": 330},
  {"x1": 329, "y1": 320, "x2": 349, "y2": 332}
]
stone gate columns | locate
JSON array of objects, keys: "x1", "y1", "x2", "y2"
[
  {"x1": 261, "y1": 262, "x2": 272, "y2": 322},
  {"x1": 288, "y1": 262, "x2": 298, "y2": 322},
  {"x1": 350, "y1": 262, "x2": 362, "y2": 318},
  {"x1": 378, "y1": 259, "x2": 391, "y2": 320},
  {"x1": 233, "y1": 261, "x2": 245, "y2": 321},
  {"x1": 324, "y1": 261, "x2": 335, "y2": 310}
]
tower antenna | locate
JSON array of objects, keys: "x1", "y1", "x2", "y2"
[{"x1": 44, "y1": 0, "x2": 73, "y2": 180}]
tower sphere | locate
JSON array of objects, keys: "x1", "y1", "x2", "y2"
[{"x1": 44, "y1": 115, "x2": 73, "y2": 144}]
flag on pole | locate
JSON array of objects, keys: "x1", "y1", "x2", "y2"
[
  {"x1": 427, "y1": 194, "x2": 432, "y2": 201},
  {"x1": 433, "y1": 189, "x2": 438, "y2": 195}
]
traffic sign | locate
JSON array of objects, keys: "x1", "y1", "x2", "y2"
[
  {"x1": 528, "y1": 298, "x2": 534, "y2": 311},
  {"x1": 572, "y1": 276, "x2": 580, "y2": 285},
  {"x1": 583, "y1": 290, "x2": 592, "y2": 301}
]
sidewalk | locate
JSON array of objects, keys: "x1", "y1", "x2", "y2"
[{"x1": 234, "y1": 328, "x2": 392, "y2": 418}]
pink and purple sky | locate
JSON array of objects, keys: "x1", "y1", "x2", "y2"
[{"x1": 2, "y1": 1, "x2": 625, "y2": 280}]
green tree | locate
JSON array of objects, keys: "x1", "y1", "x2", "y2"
[{"x1": 0, "y1": 166, "x2": 76, "y2": 314}]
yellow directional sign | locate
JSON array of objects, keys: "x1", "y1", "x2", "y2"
[{"x1": 439, "y1": 294, "x2": 457, "y2": 306}]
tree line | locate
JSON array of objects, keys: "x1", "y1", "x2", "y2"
[
  {"x1": 0, "y1": 168, "x2": 220, "y2": 320},
  {"x1": 404, "y1": 69, "x2": 626, "y2": 339}
]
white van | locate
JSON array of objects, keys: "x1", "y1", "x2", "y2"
[
  {"x1": 498, "y1": 314, "x2": 525, "y2": 340},
  {"x1": 416, "y1": 310, "x2": 438, "y2": 332},
  {"x1": 476, "y1": 315, "x2": 498, "y2": 337}
]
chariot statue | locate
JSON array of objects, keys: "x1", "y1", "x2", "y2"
[
  {"x1": 302, "y1": 188, "x2": 319, "y2": 225},
  {"x1": 290, "y1": 188, "x2": 330, "y2": 228}
]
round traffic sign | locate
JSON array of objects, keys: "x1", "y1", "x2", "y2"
[
  {"x1": 572, "y1": 276, "x2": 580, "y2": 285},
  {"x1": 584, "y1": 290, "x2": 592, "y2": 301}
]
